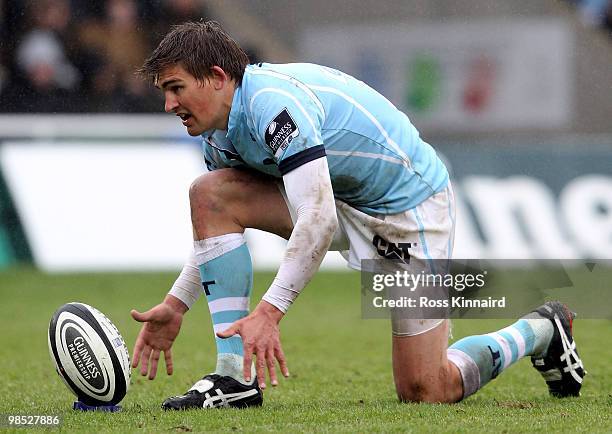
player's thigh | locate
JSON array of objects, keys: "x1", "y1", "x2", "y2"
[{"x1": 190, "y1": 168, "x2": 293, "y2": 239}]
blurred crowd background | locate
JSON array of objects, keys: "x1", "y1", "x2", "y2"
[
  {"x1": 0, "y1": 0, "x2": 202, "y2": 113},
  {"x1": 0, "y1": 0, "x2": 610, "y2": 114},
  {"x1": 0, "y1": 0, "x2": 262, "y2": 113}
]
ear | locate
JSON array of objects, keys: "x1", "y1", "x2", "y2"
[{"x1": 209, "y1": 66, "x2": 229, "y2": 90}]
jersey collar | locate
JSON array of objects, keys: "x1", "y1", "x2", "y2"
[{"x1": 227, "y1": 85, "x2": 244, "y2": 142}]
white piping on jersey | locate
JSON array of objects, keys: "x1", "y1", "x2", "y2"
[
  {"x1": 326, "y1": 150, "x2": 406, "y2": 166},
  {"x1": 306, "y1": 85, "x2": 413, "y2": 169},
  {"x1": 249, "y1": 88, "x2": 318, "y2": 136},
  {"x1": 248, "y1": 69, "x2": 325, "y2": 115}
]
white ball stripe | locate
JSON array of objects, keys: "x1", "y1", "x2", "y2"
[{"x1": 207, "y1": 297, "x2": 250, "y2": 315}]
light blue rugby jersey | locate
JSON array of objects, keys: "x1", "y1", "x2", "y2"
[{"x1": 202, "y1": 62, "x2": 448, "y2": 215}]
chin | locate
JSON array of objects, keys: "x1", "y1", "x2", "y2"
[{"x1": 186, "y1": 126, "x2": 205, "y2": 136}]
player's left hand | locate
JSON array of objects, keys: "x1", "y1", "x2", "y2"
[{"x1": 216, "y1": 300, "x2": 289, "y2": 389}]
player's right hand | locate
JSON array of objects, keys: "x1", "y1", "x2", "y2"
[
  {"x1": 130, "y1": 295, "x2": 187, "y2": 380},
  {"x1": 216, "y1": 300, "x2": 289, "y2": 389}
]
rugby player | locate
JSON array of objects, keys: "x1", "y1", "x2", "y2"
[{"x1": 130, "y1": 21, "x2": 585, "y2": 409}]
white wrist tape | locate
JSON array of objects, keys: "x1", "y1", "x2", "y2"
[
  {"x1": 168, "y1": 251, "x2": 202, "y2": 309},
  {"x1": 262, "y1": 278, "x2": 300, "y2": 314}
]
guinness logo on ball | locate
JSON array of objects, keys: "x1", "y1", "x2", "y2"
[{"x1": 65, "y1": 327, "x2": 105, "y2": 390}]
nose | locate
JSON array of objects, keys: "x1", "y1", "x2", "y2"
[{"x1": 165, "y1": 93, "x2": 179, "y2": 113}]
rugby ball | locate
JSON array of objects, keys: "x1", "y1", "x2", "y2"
[{"x1": 48, "y1": 302, "x2": 130, "y2": 406}]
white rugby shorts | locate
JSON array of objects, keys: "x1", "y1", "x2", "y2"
[{"x1": 279, "y1": 182, "x2": 456, "y2": 336}]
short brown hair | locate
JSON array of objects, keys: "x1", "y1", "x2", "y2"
[{"x1": 138, "y1": 21, "x2": 250, "y2": 85}]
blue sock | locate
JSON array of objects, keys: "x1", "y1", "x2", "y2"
[
  {"x1": 194, "y1": 233, "x2": 254, "y2": 384},
  {"x1": 447, "y1": 317, "x2": 553, "y2": 398}
]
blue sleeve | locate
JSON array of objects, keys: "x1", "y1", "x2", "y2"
[{"x1": 247, "y1": 75, "x2": 326, "y2": 175}]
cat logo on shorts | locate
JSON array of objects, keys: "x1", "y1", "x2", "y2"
[{"x1": 372, "y1": 235, "x2": 414, "y2": 263}]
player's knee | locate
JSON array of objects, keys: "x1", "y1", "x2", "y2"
[
  {"x1": 189, "y1": 169, "x2": 238, "y2": 216},
  {"x1": 189, "y1": 173, "x2": 220, "y2": 218},
  {"x1": 395, "y1": 380, "x2": 429, "y2": 403},
  {"x1": 396, "y1": 380, "x2": 452, "y2": 404}
]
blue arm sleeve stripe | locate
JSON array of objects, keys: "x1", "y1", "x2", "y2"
[{"x1": 278, "y1": 145, "x2": 326, "y2": 175}]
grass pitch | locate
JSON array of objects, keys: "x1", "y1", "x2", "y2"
[{"x1": 0, "y1": 268, "x2": 610, "y2": 433}]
